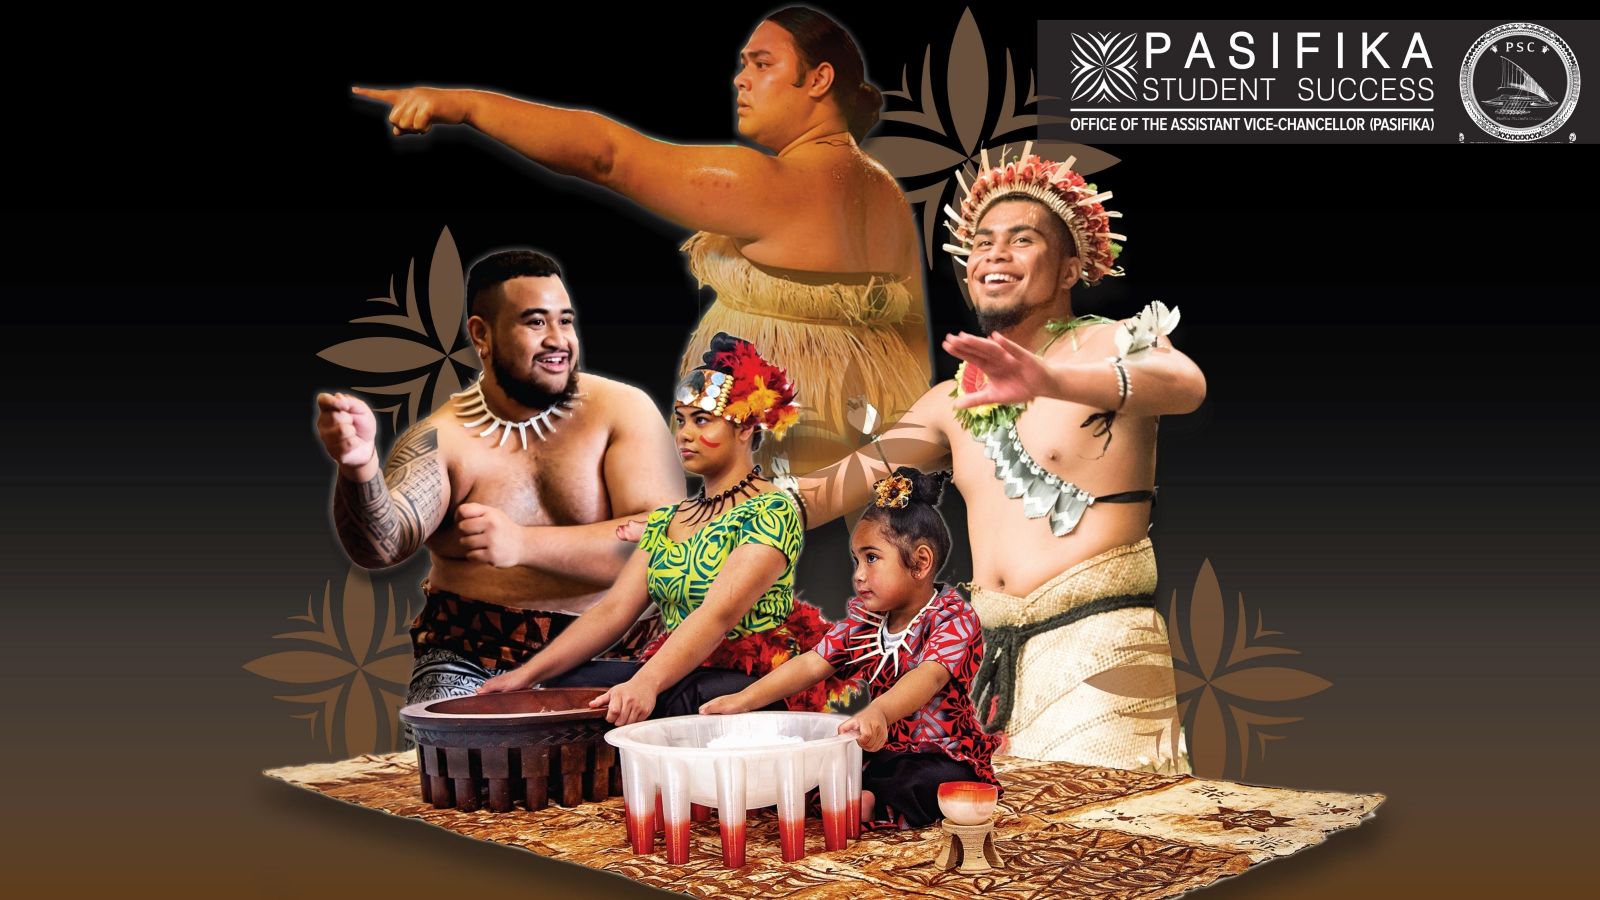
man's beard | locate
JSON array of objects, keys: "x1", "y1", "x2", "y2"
[
  {"x1": 491, "y1": 351, "x2": 580, "y2": 410},
  {"x1": 975, "y1": 295, "x2": 1049, "y2": 335}
]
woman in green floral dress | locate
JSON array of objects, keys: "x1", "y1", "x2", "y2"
[{"x1": 479, "y1": 334, "x2": 850, "y2": 723}]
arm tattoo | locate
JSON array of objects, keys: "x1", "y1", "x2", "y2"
[
  {"x1": 334, "y1": 425, "x2": 444, "y2": 568},
  {"x1": 386, "y1": 426, "x2": 438, "y2": 471}
]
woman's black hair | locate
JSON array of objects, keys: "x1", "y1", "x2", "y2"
[
  {"x1": 697, "y1": 332, "x2": 763, "y2": 450},
  {"x1": 699, "y1": 331, "x2": 743, "y2": 366},
  {"x1": 859, "y1": 466, "x2": 953, "y2": 576},
  {"x1": 765, "y1": 6, "x2": 882, "y2": 141}
]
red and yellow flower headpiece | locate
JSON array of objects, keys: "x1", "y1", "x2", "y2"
[{"x1": 674, "y1": 333, "x2": 801, "y2": 440}]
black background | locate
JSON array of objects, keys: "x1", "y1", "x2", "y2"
[{"x1": 4, "y1": 6, "x2": 1596, "y2": 897}]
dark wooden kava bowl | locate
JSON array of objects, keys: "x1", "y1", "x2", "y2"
[{"x1": 400, "y1": 688, "x2": 619, "y2": 813}]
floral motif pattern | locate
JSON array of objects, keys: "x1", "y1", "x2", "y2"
[
  {"x1": 1085, "y1": 559, "x2": 1332, "y2": 779},
  {"x1": 1072, "y1": 33, "x2": 1141, "y2": 104},
  {"x1": 316, "y1": 227, "x2": 478, "y2": 435},
  {"x1": 245, "y1": 566, "x2": 416, "y2": 755},
  {"x1": 1198, "y1": 806, "x2": 1298, "y2": 833}
]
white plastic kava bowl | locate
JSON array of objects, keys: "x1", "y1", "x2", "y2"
[{"x1": 604, "y1": 711, "x2": 863, "y2": 866}]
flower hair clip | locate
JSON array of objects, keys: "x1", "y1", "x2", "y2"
[{"x1": 873, "y1": 473, "x2": 914, "y2": 509}]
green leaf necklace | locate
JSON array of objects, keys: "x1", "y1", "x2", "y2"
[{"x1": 950, "y1": 315, "x2": 1115, "y2": 438}]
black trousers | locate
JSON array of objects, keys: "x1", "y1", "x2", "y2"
[
  {"x1": 863, "y1": 750, "x2": 982, "y2": 829},
  {"x1": 653, "y1": 667, "x2": 787, "y2": 719}
]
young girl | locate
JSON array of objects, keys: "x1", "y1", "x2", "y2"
[{"x1": 702, "y1": 467, "x2": 1001, "y2": 829}]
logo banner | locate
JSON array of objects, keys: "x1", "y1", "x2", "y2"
[{"x1": 1039, "y1": 20, "x2": 1590, "y2": 143}]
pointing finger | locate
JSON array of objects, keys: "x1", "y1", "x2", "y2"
[{"x1": 351, "y1": 86, "x2": 401, "y2": 105}]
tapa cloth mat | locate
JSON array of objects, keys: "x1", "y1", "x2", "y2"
[{"x1": 266, "y1": 752, "x2": 1381, "y2": 899}]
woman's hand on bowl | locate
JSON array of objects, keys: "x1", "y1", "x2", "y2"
[
  {"x1": 593, "y1": 677, "x2": 656, "y2": 725},
  {"x1": 477, "y1": 665, "x2": 536, "y2": 695}
]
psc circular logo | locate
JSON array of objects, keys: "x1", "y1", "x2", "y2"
[{"x1": 1460, "y1": 23, "x2": 1580, "y2": 141}]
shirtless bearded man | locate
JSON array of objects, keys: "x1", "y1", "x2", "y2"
[
  {"x1": 795, "y1": 150, "x2": 1206, "y2": 770},
  {"x1": 315, "y1": 250, "x2": 682, "y2": 708}
]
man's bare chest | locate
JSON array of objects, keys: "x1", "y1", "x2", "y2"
[
  {"x1": 948, "y1": 400, "x2": 1155, "y2": 498},
  {"x1": 448, "y1": 429, "x2": 612, "y2": 525}
]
